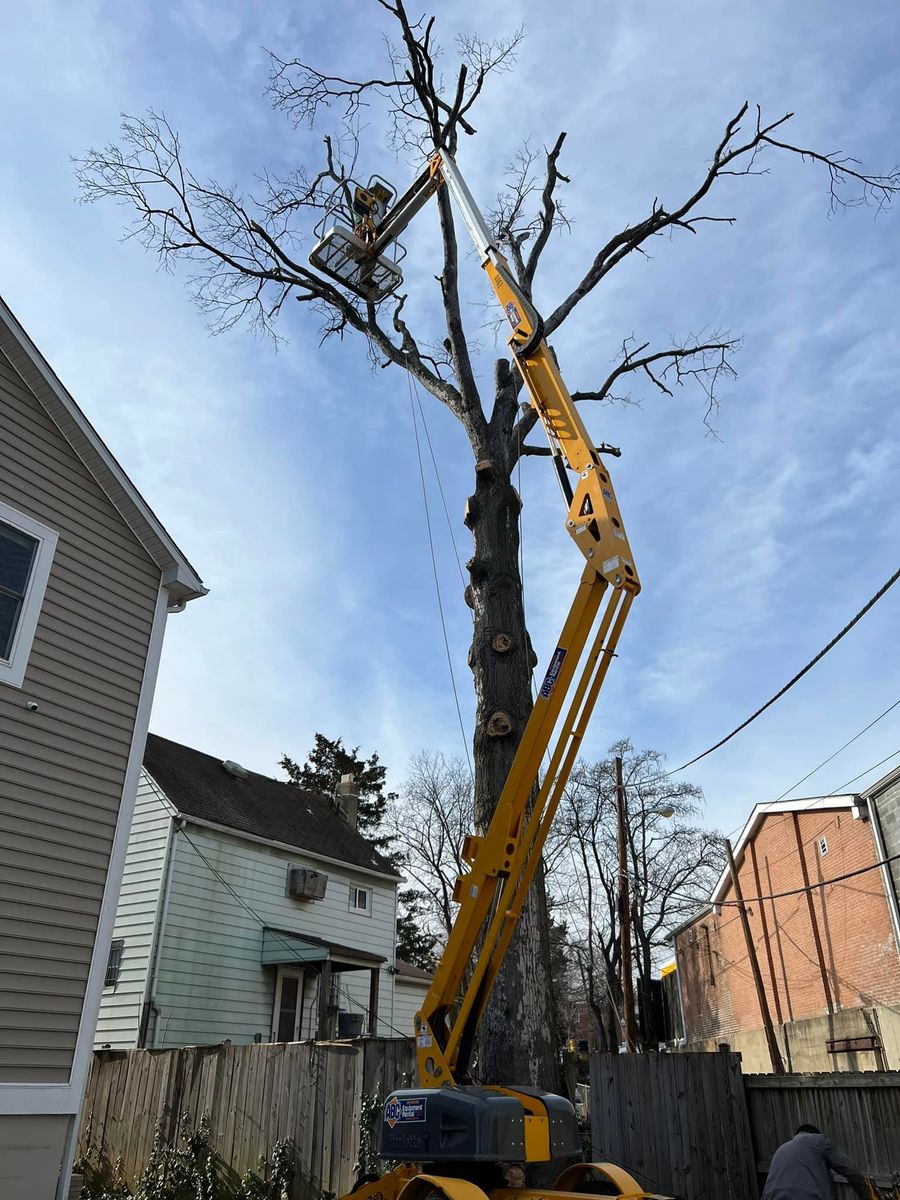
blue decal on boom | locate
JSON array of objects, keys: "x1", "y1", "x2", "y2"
[
  {"x1": 384, "y1": 1096, "x2": 427, "y2": 1128},
  {"x1": 539, "y1": 647, "x2": 567, "y2": 699}
]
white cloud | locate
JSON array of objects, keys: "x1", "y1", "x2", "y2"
[{"x1": 2, "y1": 0, "x2": 899, "y2": 819}]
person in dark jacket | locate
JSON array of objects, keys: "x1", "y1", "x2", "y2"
[{"x1": 763, "y1": 1124, "x2": 869, "y2": 1200}]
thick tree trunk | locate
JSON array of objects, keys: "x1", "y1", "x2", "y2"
[{"x1": 462, "y1": 444, "x2": 559, "y2": 1093}]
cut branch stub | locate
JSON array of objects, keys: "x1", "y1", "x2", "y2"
[
  {"x1": 464, "y1": 495, "x2": 478, "y2": 529},
  {"x1": 485, "y1": 710, "x2": 513, "y2": 738},
  {"x1": 475, "y1": 459, "x2": 495, "y2": 484},
  {"x1": 467, "y1": 556, "x2": 491, "y2": 584},
  {"x1": 492, "y1": 633, "x2": 513, "y2": 655}
]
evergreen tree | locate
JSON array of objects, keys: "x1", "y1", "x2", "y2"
[
  {"x1": 281, "y1": 734, "x2": 438, "y2": 971},
  {"x1": 280, "y1": 733, "x2": 390, "y2": 846}
]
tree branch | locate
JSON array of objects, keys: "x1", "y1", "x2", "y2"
[
  {"x1": 573, "y1": 334, "x2": 740, "y2": 433},
  {"x1": 524, "y1": 131, "x2": 569, "y2": 294},
  {"x1": 545, "y1": 102, "x2": 900, "y2": 337}
]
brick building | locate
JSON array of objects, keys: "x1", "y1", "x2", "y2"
[{"x1": 672, "y1": 782, "x2": 900, "y2": 1072}]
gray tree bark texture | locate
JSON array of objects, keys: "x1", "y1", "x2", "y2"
[{"x1": 462, "y1": 421, "x2": 557, "y2": 1088}]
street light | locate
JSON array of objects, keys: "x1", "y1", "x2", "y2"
[{"x1": 614, "y1": 755, "x2": 673, "y2": 1053}]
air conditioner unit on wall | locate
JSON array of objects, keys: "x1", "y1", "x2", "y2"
[{"x1": 287, "y1": 866, "x2": 328, "y2": 901}]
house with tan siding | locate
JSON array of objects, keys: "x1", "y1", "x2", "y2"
[
  {"x1": 0, "y1": 295, "x2": 206, "y2": 1200},
  {"x1": 96, "y1": 734, "x2": 413, "y2": 1049}
]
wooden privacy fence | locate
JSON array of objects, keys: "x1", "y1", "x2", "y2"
[
  {"x1": 745, "y1": 1071, "x2": 900, "y2": 1188},
  {"x1": 590, "y1": 1052, "x2": 757, "y2": 1200},
  {"x1": 78, "y1": 1038, "x2": 416, "y2": 1198},
  {"x1": 590, "y1": 1054, "x2": 900, "y2": 1200}
]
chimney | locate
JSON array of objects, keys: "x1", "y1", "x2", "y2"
[{"x1": 335, "y1": 773, "x2": 359, "y2": 828}]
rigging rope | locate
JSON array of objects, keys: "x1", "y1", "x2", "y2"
[{"x1": 406, "y1": 372, "x2": 474, "y2": 782}]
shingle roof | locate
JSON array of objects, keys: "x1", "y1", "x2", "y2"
[
  {"x1": 144, "y1": 733, "x2": 400, "y2": 878},
  {"x1": 395, "y1": 958, "x2": 434, "y2": 982}
]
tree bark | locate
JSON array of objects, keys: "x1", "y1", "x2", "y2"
[{"x1": 461, "y1": 389, "x2": 558, "y2": 1091}]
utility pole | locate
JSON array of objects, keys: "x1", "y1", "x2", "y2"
[
  {"x1": 725, "y1": 838, "x2": 786, "y2": 1074},
  {"x1": 616, "y1": 755, "x2": 638, "y2": 1053}
]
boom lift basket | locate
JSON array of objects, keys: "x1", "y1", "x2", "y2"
[
  {"x1": 308, "y1": 173, "x2": 406, "y2": 302},
  {"x1": 308, "y1": 225, "x2": 403, "y2": 302}
]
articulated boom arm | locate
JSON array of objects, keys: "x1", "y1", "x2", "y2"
[
  {"x1": 311, "y1": 151, "x2": 640, "y2": 1091},
  {"x1": 402, "y1": 153, "x2": 641, "y2": 1089}
]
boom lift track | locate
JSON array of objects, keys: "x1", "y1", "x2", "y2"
[{"x1": 309, "y1": 152, "x2": 661, "y2": 1200}]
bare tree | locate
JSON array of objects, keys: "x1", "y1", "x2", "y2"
[
  {"x1": 74, "y1": 1, "x2": 899, "y2": 1088},
  {"x1": 551, "y1": 741, "x2": 724, "y2": 1049},
  {"x1": 385, "y1": 751, "x2": 473, "y2": 941}
]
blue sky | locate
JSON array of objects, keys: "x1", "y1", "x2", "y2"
[{"x1": 2, "y1": 0, "x2": 899, "y2": 839}]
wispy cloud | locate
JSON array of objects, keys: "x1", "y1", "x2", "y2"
[{"x1": 2, "y1": 0, "x2": 899, "y2": 825}]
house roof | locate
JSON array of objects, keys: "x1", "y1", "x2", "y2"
[
  {"x1": 0, "y1": 294, "x2": 206, "y2": 606},
  {"x1": 395, "y1": 958, "x2": 434, "y2": 982},
  {"x1": 144, "y1": 733, "x2": 400, "y2": 878},
  {"x1": 708, "y1": 794, "x2": 862, "y2": 907}
]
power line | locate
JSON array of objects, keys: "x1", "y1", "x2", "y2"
[
  {"x1": 830, "y1": 748, "x2": 900, "y2": 795},
  {"x1": 772, "y1": 696, "x2": 900, "y2": 802},
  {"x1": 407, "y1": 373, "x2": 474, "y2": 783},
  {"x1": 668, "y1": 561, "x2": 900, "y2": 775},
  {"x1": 713, "y1": 851, "x2": 900, "y2": 907}
]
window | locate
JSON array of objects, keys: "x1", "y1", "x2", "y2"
[
  {"x1": 0, "y1": 502, "x2": 58, "y2": 688},
  {"x1": 105, "y1": 939, "x2": 125, "y2": 988},
  {"x1": 349, "y1": 886, "x2": 372, "y2": 915},
  {"x1": 818, "y1": 836, "x2": 829, "y2": 857}
]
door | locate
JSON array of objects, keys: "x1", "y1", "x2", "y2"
[{"x1": 272, "y1": 968, "x2": 305, "y2": 1042}]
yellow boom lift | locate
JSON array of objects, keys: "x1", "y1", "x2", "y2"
[{"x1": 309, "y1": 152, "x2": 657, "y2": 1200}]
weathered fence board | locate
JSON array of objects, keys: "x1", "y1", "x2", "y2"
[
  {"x1": 77, "y1": 1038, "x2": 416, "y2": 1198},
  {"x1": 745, "y1": 1071, "x2": 900, "y2": 1187},
  {"x1": 590, "y1": 1052, "x2": 757, "y2": 1200}
]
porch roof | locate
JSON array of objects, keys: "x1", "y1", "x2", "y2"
[{"x1": 261, "y1": 927, "x2": 386, "y2": 970}]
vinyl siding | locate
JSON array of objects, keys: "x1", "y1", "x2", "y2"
[
  {"x1": 148, "y1": 821, "x2": 398, "y2": 1047},
  {"x1": 0, "y1": 1114, "x2": 70, "y2": 1200},
  {"x1": 94, "y1": 775, "x2": 172, "y2": 1048},
  {"x1": 0, "y1": 344, "x2": 161, "y2": 1083},
  {"x1": 393, "y1": 978, "x2": 430, "y2": 1041}
]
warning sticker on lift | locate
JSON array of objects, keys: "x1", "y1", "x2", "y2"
[
  {"x1": 505, "y1": 300, "x2": 522, "y2": 328},
  {"x1": 384, "y1": 1097, "x2": 427, "y2": 1128},
  {"x1": 539, "y1": 647, "x2": 567, "y2": 699}
]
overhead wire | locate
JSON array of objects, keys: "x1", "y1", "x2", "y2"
[
  {"x1": 666, "y1": 561, "x2": 900, "y2": 776},
  {"x1": 831, "y1": 748, "x2": 900, "y2": 795},
  {"x1": 771, "y1": 696, "x2": 900, "y2": 802},
  {"x1": 713, "y1": 851, "x2": 900, "y2": 907},
  {"x1": 406, "y1": 372, "x2": 474, "y2": 782}
]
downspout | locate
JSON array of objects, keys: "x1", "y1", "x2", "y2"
[
  {"x1": 867, "y1": 794, "x2": 900, "y2": 956},
  {"x1": 140, "y1": 815, "x2": 180, "y2": 1048}
]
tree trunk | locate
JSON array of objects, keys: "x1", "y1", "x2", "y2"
[{"x1": 462, "y1": 439, "x2": 558, "y2": 1093}]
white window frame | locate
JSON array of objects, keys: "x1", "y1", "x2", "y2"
[
  {"x1": 818, "y1": 836, "x2": 829, "y2": 857},
  {"x1": 349, "y1": 885, "x2": 372, "y2": 916},
  {"x1": 0, "y1": 500, "x2": 58, "y2": 689}
]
